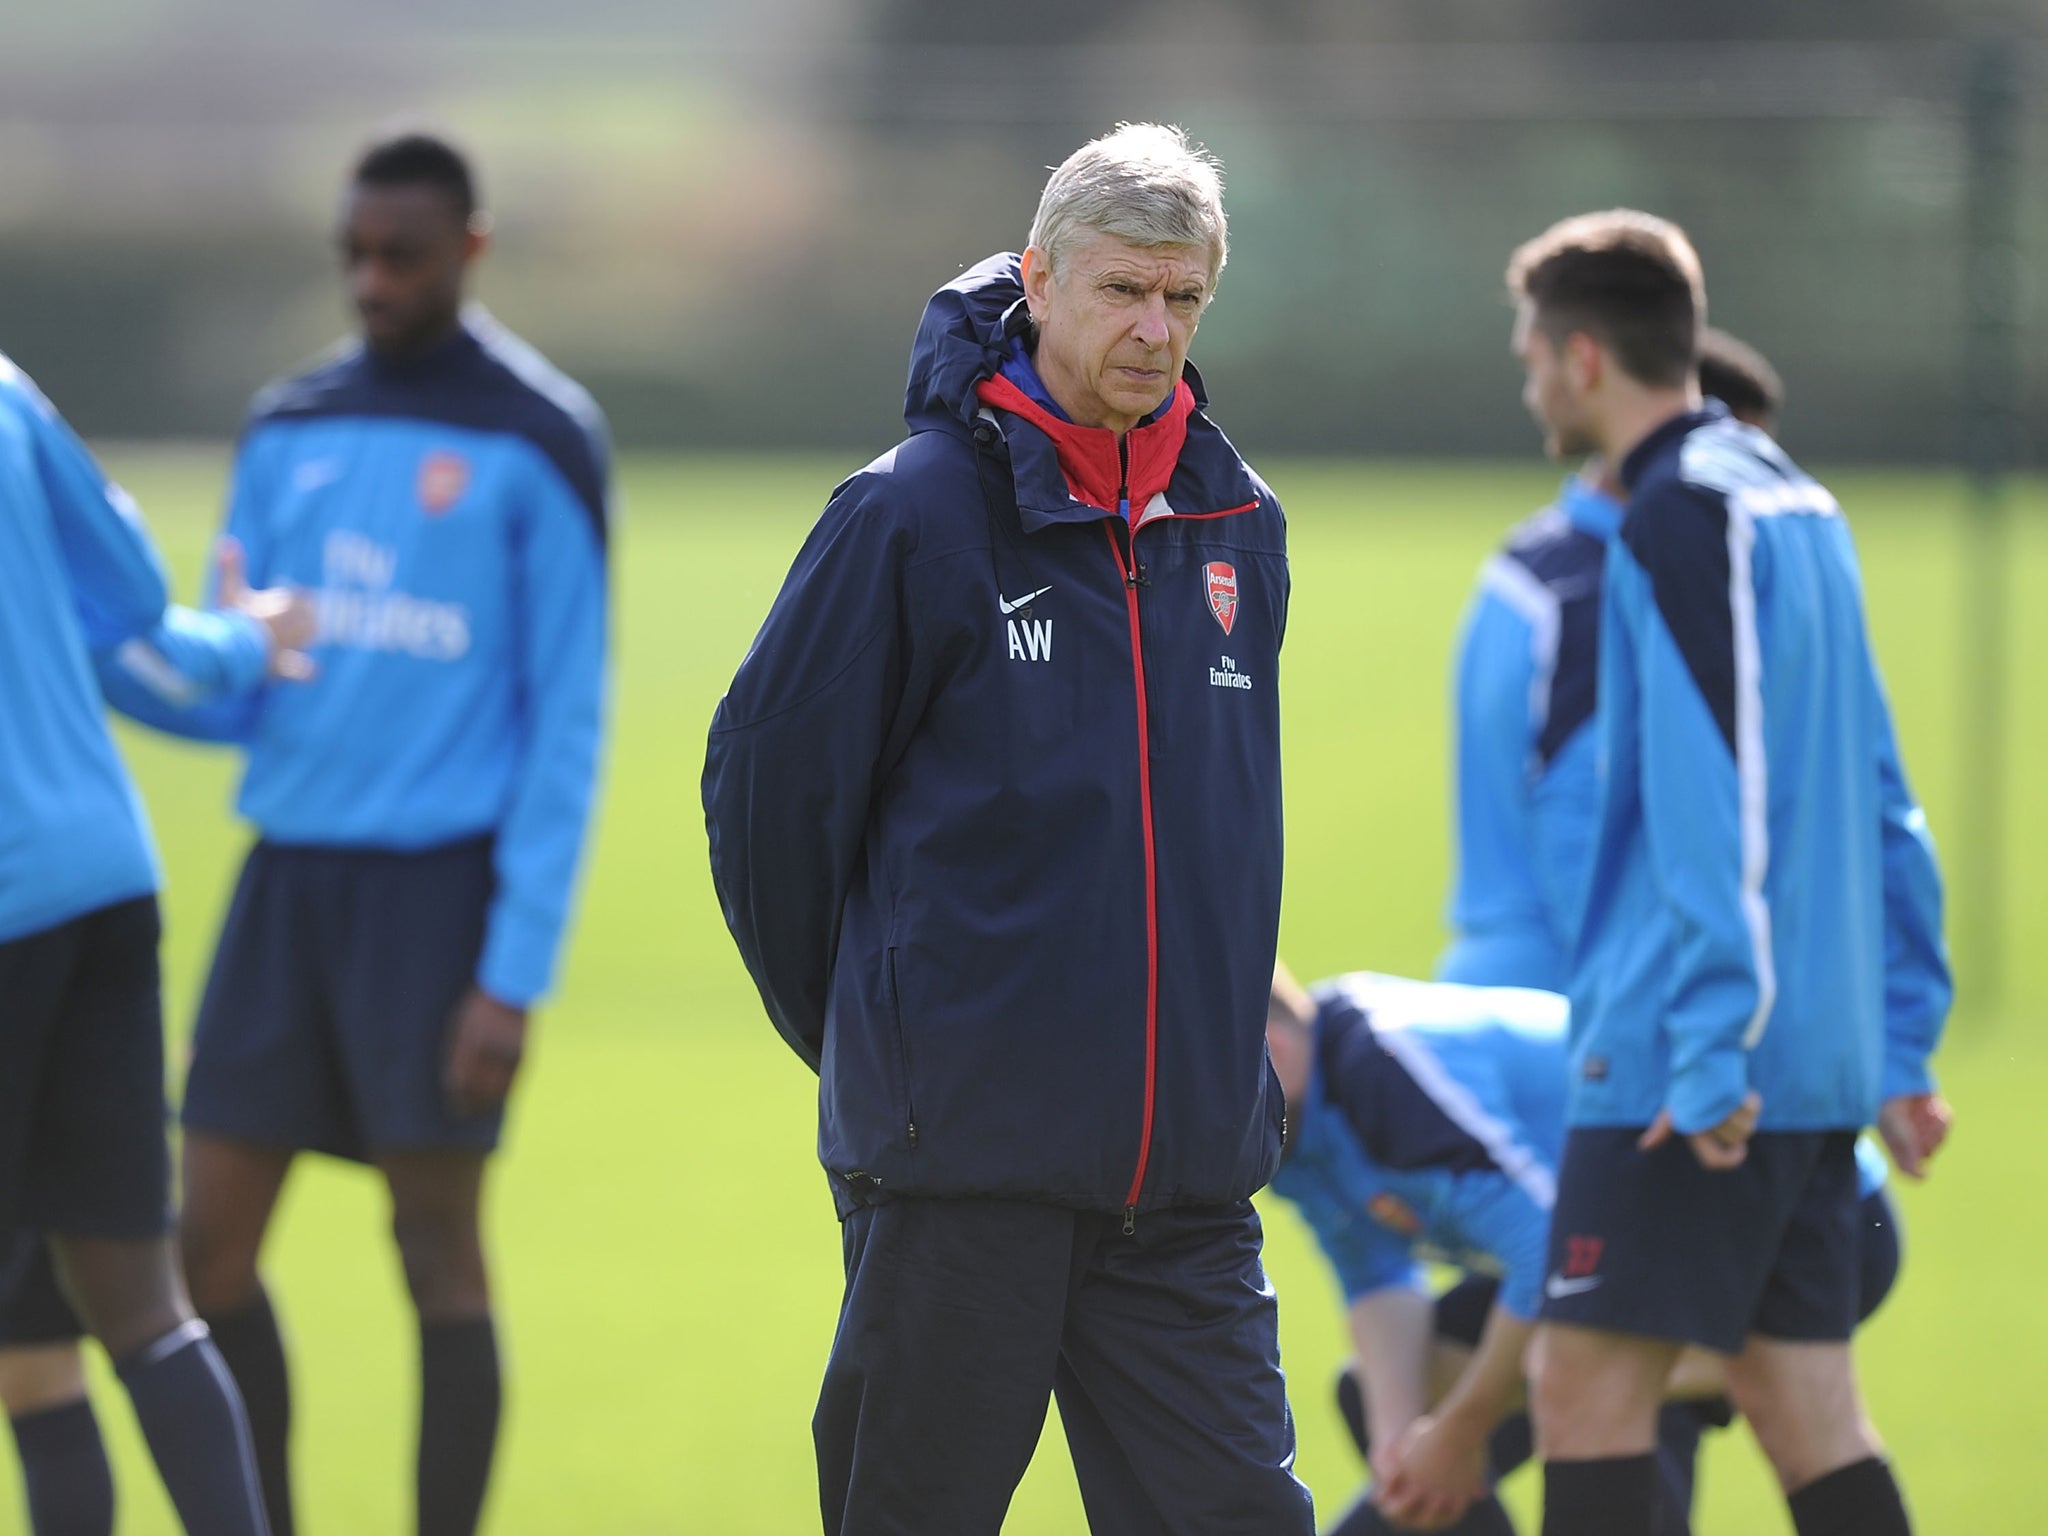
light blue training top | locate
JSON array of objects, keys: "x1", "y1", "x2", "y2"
[{"x1": 0, "y1": 352, "x2": 269, "y2": 943}]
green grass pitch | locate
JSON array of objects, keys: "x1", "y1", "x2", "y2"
[{"x1": 6, "y1": 448, "x2": 2042, "y2": 1533}]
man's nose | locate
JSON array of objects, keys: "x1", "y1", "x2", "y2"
[
  {"x1": 1130, "y1": 293, "x2": 1170, "y2": 349},
  {"x1": 351, "y1": 259, "x2": 391, "y2": 307}
]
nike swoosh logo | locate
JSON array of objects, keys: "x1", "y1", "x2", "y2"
[
  {"x1": 1544, "y1": 1274, "x2": 1603, "y2": 1300},
  {"x1": 998, "y1": 585, "x2": 1052, "y2": 615}
]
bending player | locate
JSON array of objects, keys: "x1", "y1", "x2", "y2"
[{"x1": 1265, "y1": 965, "x2": 1907, "y2": 1536}]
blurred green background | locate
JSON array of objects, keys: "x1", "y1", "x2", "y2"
[
  {"x1": 0, "y1": 5, "x2": 2043, "y2": 460},
  {"x1": 0, "y1": 451, "x2": 2034, "y2": 1533}
]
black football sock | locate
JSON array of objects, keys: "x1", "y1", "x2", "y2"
[
  {"x1": 1651, "y1": 1401, "x2": 1706, "y2": 1529},
  {"x1": 1543, "y1": 1453, "x2": 1661, "y2": 1536},
  {"x1": 116, "y1": 1322, "x2": 268, "y2": 1536},
  {"x1": 1787, "y1": 1456, "x2": 1911, "y2": 1536},
  {"x1": 1487, "y1": 1410, "x2": 1535, "y2": 1482},
  {"x1": 10, "y1": 1396, "x2": 115, "y2": 1536},
  {"x1": 205, "y1": 1288, "x2": 295, "y2": 1536},
  {"x1": 1448, "y1": 1496, "x2": 1520, "y2": 1536},
  {"x1": 1688, "y1": 1394, "x2": 1737, "y2": 1430},
  {"x1": 418, "y1": 1313, "x2": 502, "y2": 1536}
]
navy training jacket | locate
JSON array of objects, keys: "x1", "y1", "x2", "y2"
[{"x1": 704, "y1": 253, "x2": 1289, "y2": 1220}]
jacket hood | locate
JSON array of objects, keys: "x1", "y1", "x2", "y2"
[
  {"x1": 903, "y1": 251, "x2": 1217, "y2": 438},
  {"x1": 904, "y1": 253, "x2": 1028, "y2": 436}
]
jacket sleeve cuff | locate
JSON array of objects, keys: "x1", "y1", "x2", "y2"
[
  {"x1": 217, "y1": 611, "x2": 272, "y2": 692},
  {"x1": 1881, "y1": 1055, "x2": 1935, "y2": 1102},
  {"x1": 1668, "y1": 1052, "x2": 1750, "y2": 1137},
  {"x1": 478, "y1": 919, "x2": 552, "y2": 1009}
]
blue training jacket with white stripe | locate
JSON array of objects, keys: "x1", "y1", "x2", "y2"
[
  {"x1": 1438, "y1": 474, "x2": 1619, "y2": 992},
  {"x1": 0, "y1": 353, "x2": 270, "y2": 944},
  {"x1": 1271, "y1": 973, "x2": 1568, "y2": 1321},
  {"x1": 1570, "y1": 402, "x2": 1950, "y2": 1135},
  {"x1": 97, "y1": 313, "x2": 610, "y2": 1007},
  {"x1": 704, "y1": 253, "x2": 1290, "y2": 1219}
]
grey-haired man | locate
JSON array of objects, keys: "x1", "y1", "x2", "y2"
[{"x1": 706, "y1": 124, "x2": 1313, "y2": 1534}]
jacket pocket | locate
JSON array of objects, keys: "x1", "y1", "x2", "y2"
[{"x1": 883, "y1": 946, "x2": 919, "y2": 1150}]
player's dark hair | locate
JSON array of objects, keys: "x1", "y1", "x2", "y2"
[
  {"x1": 1506, "y1": 209, "x2": 1703, "y2": 388},
  {"x1": 352, "y1": 130, "x2": 478, "y2": 222},
  {"x1": 1697, "y1": 327, "x2": 1784, "y2": 428}
]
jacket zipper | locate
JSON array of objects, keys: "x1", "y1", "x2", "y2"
[
  {"x1": 884, "y1": 947, "x2": 917, "y2": 1149},
  {"x1": 1107, "y1": 441, "x2": 1156, "y2": 1236}
]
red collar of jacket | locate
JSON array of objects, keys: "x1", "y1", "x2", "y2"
[{"x1": 975, "y1": 372, "x2": 1196, "y2": 519}]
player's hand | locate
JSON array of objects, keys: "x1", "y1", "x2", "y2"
[
  {"x1": 216, "y1": 537, "x2": 317, "y2": 681},
  {"x1": 1639, "y1": 1089, "x2": 1762, "y2": 1171},
  {"x1": 1877, "y1": 1092, "x2": 1952, "y2": 1180},
  {"x1": 1376, "y1": 1415, "x2": 1486, "y2": 1530},
  {"x1": 1367, "y1": 1429, "x2": 1407, "y2": 1495},
  {"x1": 444, "y1": 988, "x2": 529, "y2": 1117}
]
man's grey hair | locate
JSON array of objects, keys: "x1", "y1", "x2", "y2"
[{"x1": 1027, "y1": 123, "x2": 1228, "y2": 289}]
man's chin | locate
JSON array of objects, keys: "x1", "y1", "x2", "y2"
[
  {"x1": 359, "y1": 315, "x2": 435, "y2": 356},
  {"x1": 1545, "y1": 428, "x2": 1596, "y2": 462},
  {"x1": 1109, "y1": 384, "x2": 1173, "y2": 424}
]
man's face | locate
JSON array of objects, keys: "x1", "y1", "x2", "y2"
[
  {"x1": 1513, "y1": 300, "x2": 1599, "y2": 460},
  {"x1": 339, "y1": 183, "x2": 481, "y2": 355},
  {"x1": 1023, "y1": 231, "x2": 1211, "y2": 436}
]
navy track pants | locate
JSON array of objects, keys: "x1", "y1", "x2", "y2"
[{"x1": 813, "y1": 1196, "x2": 1315, "y2": 1535}]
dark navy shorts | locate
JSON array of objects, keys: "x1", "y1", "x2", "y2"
[
  {"x1": 1539, "y1": 1128, "x2": 1862, "y2": 1355},
  {"x1": 1855, "y1": 1182, "x2": 1902, "y2": 1323},
  {"x1": 0, "y1": 896, "x2": 172, "y2": 1241},
  {"x1": 182, "y1": 837, "x2": 501, "y2": 1163},
  {"x1": 0, "y1": 1233, "x2": 84, "y2": 1346}
]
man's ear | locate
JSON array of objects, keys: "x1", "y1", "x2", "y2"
[
  {"x1": 1021, "y1": 245, "x2": 1053, "y2": 323},
  {"x1": 1565, "y1": 329, "x2": 1603, "y2": 393}
]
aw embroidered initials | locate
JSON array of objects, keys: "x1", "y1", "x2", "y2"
[{"x1": 1007, "y1": 617, "x2": 1053, "y2": 663}]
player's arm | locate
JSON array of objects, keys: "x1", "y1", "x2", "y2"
[
  {"x1": 703, "y1": 472, "x2": 926, "y2": 1071},
  {"x1": 444, "y1": 446, "x2": 610, "y2": 1114},
  {"x1": 1379, "y1": 1170, "x2": 1547, "y2": 1524},
  {"x1": 1868, "y1": 660, "x2": 1953, "y2": 1175},
  {"x1": 101, "y1": 542, "x2": 313, "y2": 708},
  {"x1": 1432, "y1": 1304, "x2": 1533, "y2": 1432},
  {"x1": 1440, "y1": 573, "x2": 1543, "y2": 973},
  {"x1": 474, "y1": 452, "x2": 610, "y2": 1013},
  {"x1": 1428, "y1": 1179, "x2": 1546, "y2": 1435},
  {"x1": 94, "y1": 434, "x2": 291, "y2": 741},
  {"x1": 1381, "y1": 1299, "x2": 1532, "y2": 1532},
  {"x1": 1615, "y1": 486, "x2": 1768, "y2": 1147},
  {"x1": 22, "y1": 371, "x2": 270, "y2": 697},
  {"x1": 1347, "y1": 1283, "x2": 1436, "y2": 1466},
  {"x1": 1280, "y1": 1141, "x2": 1436, "y2": 1459}
]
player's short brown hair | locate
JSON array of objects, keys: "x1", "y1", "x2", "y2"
[
  {"x1": 1506, "y1": 210, "x2": 1704, "y2": 388},
  {"x1": 1697, "y1": 327, "x2": 1784, "y2": 427}
]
